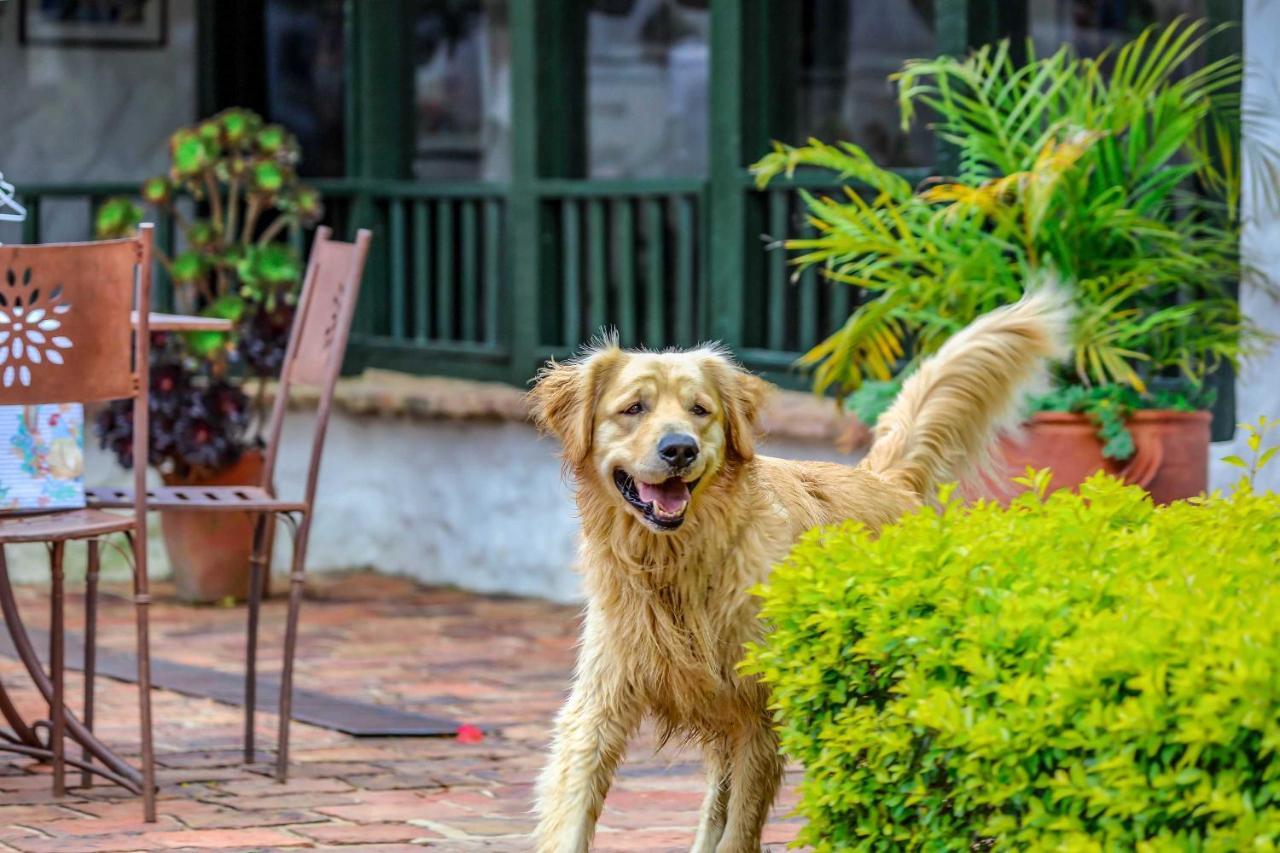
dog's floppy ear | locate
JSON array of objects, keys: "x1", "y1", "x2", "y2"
[
  {"x1": 703, "y1": 350, "x2": 773, "y2": 462},
  {"x1": 528, "y1": 338, "x2": 623, "y2": 468}
]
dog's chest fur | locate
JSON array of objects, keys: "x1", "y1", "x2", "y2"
[
  {"x1": 596, "y1": 556, "x2": 773, "y2": 736},
  {"x1": 578, "y1": 465, "x2": 802, "y2": 737}
]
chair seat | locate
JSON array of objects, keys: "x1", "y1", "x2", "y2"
[
  {"x1": 0, "y1": 509, "x2": 134, "y2": 545},
  {"x1": 86, "y1": 486, "x2": 306, "y2": 514}
]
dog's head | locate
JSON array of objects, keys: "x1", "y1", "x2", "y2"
[{"x1": 529, "y1": 338, "x2": 772, "y2": 532}]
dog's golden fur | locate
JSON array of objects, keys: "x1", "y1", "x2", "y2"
[{"x1": 529, "y1": 291, "x2": 1071, "y2": 852}]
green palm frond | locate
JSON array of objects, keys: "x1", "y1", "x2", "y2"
[
  {"x1": 801, "y1": 295, "x2": 910, "y2": 394},
  {"x1": 750, "y1": 140, "x2": 913, "y2": 200},
  {"x1": 752, "y1": 17, "x2": 1255, "y2": 401}
]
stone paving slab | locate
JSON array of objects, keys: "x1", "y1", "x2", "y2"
[{"x1": 0, "y1": 573, "x2": 804, "y2": 851}]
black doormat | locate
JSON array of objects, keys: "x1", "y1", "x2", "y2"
[{"x1": 0, "y1": 628, "x2": 460, "y2": 738}]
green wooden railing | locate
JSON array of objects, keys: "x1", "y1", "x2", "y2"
[
  {"x1": 536, "y1": 179, "x2": 706, "y2": 351},
  {"x1": 13, "y1": 175, "x2": 863, "y2": 389}
]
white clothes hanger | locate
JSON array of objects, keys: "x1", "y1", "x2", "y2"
[{"x1": 0, "y1": 172, "x2": 28, "y2": 223}]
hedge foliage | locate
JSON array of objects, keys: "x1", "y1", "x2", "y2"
[{"x1": 744, "y1": 475, "x2": 1280, "y2": 850}]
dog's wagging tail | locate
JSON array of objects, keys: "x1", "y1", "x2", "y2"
[
  {"x1": 527, "y1": 289, "x2": 1071, "y2": 853},
  {"x1": 864, "y1": 285, "x2": 1073, "y2": 498}
]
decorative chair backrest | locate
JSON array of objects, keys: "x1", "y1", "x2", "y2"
[
  {"x1": 0, "y1": 233, "x2": 150, "y2": 405},
  {"x1": 261, "y1": 227, "x2": 371, "y2": 500},
  {"x1": 0, "y1": 228, "x2": 152, "y2": 550}
]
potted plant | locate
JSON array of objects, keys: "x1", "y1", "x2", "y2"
[
  {"x1": 94, "y1": 108, "x2": 322, "y2": 602},
  {"x1": 753, "y1": 20, "x2": 1265, "y2": 503}
]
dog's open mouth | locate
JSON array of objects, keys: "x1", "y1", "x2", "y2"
[{"x1": 613, "y1": 469, "x2": 699, "y2": 530}]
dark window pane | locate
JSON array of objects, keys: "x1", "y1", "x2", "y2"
[
  {"x1": 264, "y1": 0, "x2": 346, "y2": 177},
  {"x1": 790, "y1": 0, "x2": 936, "y2": 168},
  {"x1": 411, "y1": 1, "x2": 510, "y2": 181},
  {"x1": 1028, "y1": 0, "x2": 1207, "y2": 58},
  {"x1": 587, "y1": 0, "x2": 710, "y2": 179}
]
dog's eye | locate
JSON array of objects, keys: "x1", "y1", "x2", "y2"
[
  {"x1": 622, "y1": 402, "x2": 644, "y2": 416},
  {"x1": 691, "y1": 403, "x2": 709, "y2": 417}
]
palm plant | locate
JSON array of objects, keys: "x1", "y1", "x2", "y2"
[{"x1": 753, "y1": 19, "x2": 1268, "y2": 455}]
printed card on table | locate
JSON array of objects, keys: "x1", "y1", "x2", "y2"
[{"x1": 0, "y1": 404, "x2": 86, "y2": 511}]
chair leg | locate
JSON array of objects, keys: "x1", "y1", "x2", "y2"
[
  {"x1": 127, "y1": 532, "x2": 157, "y2": 822},
  {"x1": 49, "y1": 541, "x2": 66, "y2": 797},
  {"x1": 276, "y1": 512, "x2": 310, "y2": 781},
  {"x1": 244, "y1": 514, "x2": 269, "y2": 763},
  {"x1": 260, "y1": 518, "x2": 277, "y2": 601},
  {"x1": 81, "y1": 539, "x2": 100, "y2": 789}
]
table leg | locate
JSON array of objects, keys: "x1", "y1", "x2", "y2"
[
  {"x1": 50, "y1": 542, "x2": 65, "y2": 796},
  {"x1": 81, "y1": 539, "x2": 99, "y2": 788}
]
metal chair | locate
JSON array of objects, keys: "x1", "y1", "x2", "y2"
[
  {"x1": 90, "y1": 226, "x2": 371, "y2": 780},
  {"x1": 0, "y1": 227, "x2": 158, "y2": 820}
]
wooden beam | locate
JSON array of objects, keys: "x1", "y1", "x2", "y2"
[
  {"x1": 509, "y1": 0, "x2": 587, "y2": 381},
  {"x1": 345, "y1": 0, "x2": 412, "y2": 353},
  {"x1": 707, "y1": 0, "x2": 746, "y2": 348},
  {"x1": 346, "y1": 0, "x2": 412, "y2": 180}
]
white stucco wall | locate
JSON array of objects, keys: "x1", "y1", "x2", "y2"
[
  {"x1": 1208, "y1": 0, "x2": 1280, "y2": 495},
  {"x1": 273, "y1": 413, "x2": 583, "y2": 602}
]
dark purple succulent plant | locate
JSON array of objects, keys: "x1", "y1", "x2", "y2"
[{"x1": 95, "y1": 336, "x2": 263, "y2": 479}]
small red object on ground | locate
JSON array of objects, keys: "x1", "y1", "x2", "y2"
[{"x1": 456, "y1": 724, "x2": 484, "y2": 744}]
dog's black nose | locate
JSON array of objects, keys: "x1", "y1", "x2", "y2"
[{"x1": 658, "y1": 433, "x2": 699, "y2": 468}]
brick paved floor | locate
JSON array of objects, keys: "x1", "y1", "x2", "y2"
[{"x1": 0, "y1": 572, "x2": 802, "y2": 851}]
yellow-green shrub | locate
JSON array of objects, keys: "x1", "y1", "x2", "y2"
[{"x1": 744, "y1": 476, "x2": 1280, "y2": 850}]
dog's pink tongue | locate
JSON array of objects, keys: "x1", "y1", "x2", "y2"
[{"x1": 637, "y1": 478, "x2": 690, "y2": 513}]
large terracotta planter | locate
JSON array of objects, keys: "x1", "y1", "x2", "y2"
[
  {"x1": 967, "y1": 410, "x2": 1211, "y2": 505},
  {"x1": 160, "y1": 450, "x2": 263, "y2": 603}
]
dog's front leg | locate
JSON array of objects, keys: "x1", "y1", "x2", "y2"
[
  {"x1": 690, "y1": 739, "x2": 731, "y2": 853},
  {"x1": 534, "y1": 626, "x2": 640, "y2": 853},
  {"x1": 716, "y1": 723, "x2": 784, "y2": 853}
]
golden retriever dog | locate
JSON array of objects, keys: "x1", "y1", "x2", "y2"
[{"x1": 529, "y1": 290, "x2": 1070, "y2": 852}]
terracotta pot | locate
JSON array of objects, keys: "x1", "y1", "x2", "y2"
[
  {"x1": 160, "y1": 450, "x2": 264, "y2": 604},
  {"x1": 966, "y1": 410, "x2": 1211, "y2": 505}
]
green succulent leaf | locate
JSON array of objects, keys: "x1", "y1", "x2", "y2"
[
  {"x1": 183, "y1": 329, "x2": 227, "y2": 359},
  {"x1": 235, "y1": 244, "x2": 301, "y2": 290},
  {"x1": 219, "y1": 108, "x2": 257, "y2": 145},
  {"x1": 252, "y1": 161, "x2": 285, "y2": 194},
  {"x1": 195, "y1": 121, "x2": 224, "y2": 159},
  {"x1": 170, "y1": 131, "x2": 210, "y2": 176},
  {"x1": 256, "y1": 125, "x2": 286, "y2": 154},
  {"x1": 204, "y1": 293, "x2": 246, "y2": 323},
  {"x1": 289, "y1": 186, "x2": 323, "y2": 223},
  {"x1": 170, "y1": 250, "x2": 207, "y2": 284},
  {"x1": 186, "y1": 219, "x2": 218, "y2": 248},
  {"x1": 140, "y1": 177, "x2": 171, "y2": 205},
  {"x1": 93, "y1": 197, "x2": 143, "y2": 239}
]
